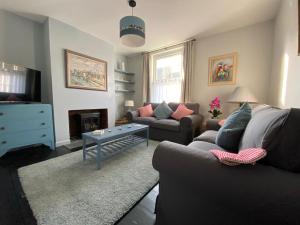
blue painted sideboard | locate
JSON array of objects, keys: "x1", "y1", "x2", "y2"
[{"x1": 0, "y1": 104, "x2": 55, "y2": 157}]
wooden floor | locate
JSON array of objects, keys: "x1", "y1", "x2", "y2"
[{"x1": 0, "y1": 145, "x2": 157, "y2": 225}]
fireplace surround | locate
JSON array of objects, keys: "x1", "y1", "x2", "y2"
[{"x1": 68, "y1": 109, "x2": 108, "y2": 139}]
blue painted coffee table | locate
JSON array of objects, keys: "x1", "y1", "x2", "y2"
[{"x1": 82, "y1": 123, "x2": 149, "y2": 169}]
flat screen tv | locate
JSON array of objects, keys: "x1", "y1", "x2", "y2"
[{"x1": 0, "y1": 62, "x2": 41, "y2": 103}]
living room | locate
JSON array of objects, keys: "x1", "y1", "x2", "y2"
[{"x1": 0, "y1": 0, "x2": 300, "y2": 224}]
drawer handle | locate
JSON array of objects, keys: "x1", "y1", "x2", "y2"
[
  {"x1": 40, "y1": 110, "x2": 45, "y2": 114},
  {"x1": 1, "y1": 141, "x2": 7, "y2": 144},
  {"x1": 0, "y1": 127, "x2": 5, "y2": 130},
  {"x1": 41, "y1": 134, "x2": 47, "y2": 138},
  {"x1": 0, "y1": 112, "x2": 3, "y2": 116},
  {"x1": 41, "y1": 123, "x2": 46, "y2": 126}
]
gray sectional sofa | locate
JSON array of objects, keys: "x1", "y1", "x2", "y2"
[
  {"x1": 153, "y1": 105, "x2": 300, "y2": 225},
  {"x1": 127, "y1": 102, "x2": 203, "y2": 144}
]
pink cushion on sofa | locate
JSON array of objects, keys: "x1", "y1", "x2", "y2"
[
  {"x1": 138, "y1": 104, "x2": 153, "y2": 117},
  {"x1": 171, "y1": 104, "x2": 194, "y2": 120},
  {"x1": 210, "y1": 148, "x2": 267, "y2": 166},
  {"x1": 218, "y1": 119, "x2": 226, "y2": 126}
]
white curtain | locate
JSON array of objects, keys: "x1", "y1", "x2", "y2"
[
  {"x1": 150, "y1": 48, "x2": 183, "y2": 103},
  {"x1": 0, "y1": 70, "x2": 26, "y2": 94}
]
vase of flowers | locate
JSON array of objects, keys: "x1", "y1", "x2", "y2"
[{"x1": 208, "y1": 97, "x2": 222, "y2": 119}]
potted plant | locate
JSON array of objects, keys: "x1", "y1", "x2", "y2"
[{"x1": 208, "y1": 97, "x2": 222, "y2": 119}]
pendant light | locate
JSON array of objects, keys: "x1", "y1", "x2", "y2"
[{"x1": 120, "y1": 0, "x2": 145, "y2": 47}]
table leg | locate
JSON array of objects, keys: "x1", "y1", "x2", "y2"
[
  {"x1": 96, "y1": 143, "x2": 102, "y2": 170},
  {"x1": 83, "y1": 137, "x2": 87, "y2": 161}
]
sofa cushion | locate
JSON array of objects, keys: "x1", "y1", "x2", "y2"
[
  {"x1": 210, "y1": 148, "x2": 267, "y2": 166},
  {"x1": 153, "y1": 101, "x2": 174, "y2": 119},
  {"x1": 151, "y1": 119, "x2": 180, "y2": 132},
  {"x1": 188, "y1": 141, "x2": 225, "y2": 151},
  {"x1": 193, "y1": 130, "x2": 218, "y2": 144},
  {"x1": 263, "y1": 108, "x2": 300, "y2": 172},
  {"x1": 171, "y1": 104, "x2": 194, "y2": 120},
  {"x1": 138, "y1": 104, "x2": 153, "y2": 117},
  {"x1": 216, "y1": 103, "x2": 252, "y2": 152},
  {"x1": 168, "y1": 102, "x2": 199, "y2": 114},
  {"x1": 239, "y1": 106, "x2": 289, "y2": 150},
  {"x1": 133, "y1": 116, "x2": 157, "y2": 125}
]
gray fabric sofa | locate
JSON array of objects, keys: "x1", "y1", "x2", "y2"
[
  {"x1": 153, "y1": 106, "x2": 300, "y2": 225},
  {"x1": 127, "y1": 102, "x2": 203, "y2": 144}
]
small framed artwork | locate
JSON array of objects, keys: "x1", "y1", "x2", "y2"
[
  {"x1": 65, "y1": 50, "x2": 107, "y2": 91},
  {"x1": 208, "y1": 52, "x2": 237, "y2": 86}
]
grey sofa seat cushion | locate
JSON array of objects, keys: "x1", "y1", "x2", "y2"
[
  {"x1": 193, "y1": 130, "x2": 218, "y2": 144},
  {"x1": 188, "y1": 141, "x2": 225, "y2": 151},
  {"x1": 151, "y1": 119, "x2": 180, "y2": 132},
  {"x1": 239, "y1": 107, "x2": 289, "y2": 150},
  {"x1": 133, "y1": 116, "x2": 157, "y2": 125}
]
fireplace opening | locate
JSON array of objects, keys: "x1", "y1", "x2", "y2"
[{"x1": 68, "y1": 109, "x2": 108, "y2": 140}]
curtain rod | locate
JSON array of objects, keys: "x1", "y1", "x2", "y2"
[{"x1": 143, "y1": 38, "x2": 196, "y2": 54}]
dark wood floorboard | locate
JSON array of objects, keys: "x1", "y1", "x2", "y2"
[{"x1": 0, "y1": 145, "x2": 157, "y2": 225}]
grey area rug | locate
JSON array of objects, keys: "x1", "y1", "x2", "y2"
[{"x1": 18, "y1": 141, "x2": 159, "y2": 225}]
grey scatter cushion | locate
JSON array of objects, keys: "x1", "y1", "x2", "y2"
[
  {"x1": 153, "y1": 101, "x2": 174, "y2": 119},
  {"x1": 239, "y1": 107, "x2": 289, "y2": 151},
  {"x1": 193, "y1": 130, "x2": 218, "y2": 144},
  {"x1": 216, "y1": 103, "x2": 252, "y2": 152}
]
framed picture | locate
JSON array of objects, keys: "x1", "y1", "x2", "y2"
[
  {"x1": 208, "y1": 52, "x2": 237, "y2": 86},
  {"x1": 65, "y1": 50, "x2": 107, "y2": 91}
]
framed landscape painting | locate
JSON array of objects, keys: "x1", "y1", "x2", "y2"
[
  {"x1": 208, "y1": 52, "x2": 237, "y2": 86},
  {"x1": 65, "y1": 50, "x2": 107, "y2": 91}
]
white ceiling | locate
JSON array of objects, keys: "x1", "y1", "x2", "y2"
[{"x1": 1, "y1": 0, "x2": 281, "y2": 55}]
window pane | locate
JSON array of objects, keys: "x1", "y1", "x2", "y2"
[{"x1": 150, "y1": 49, "x2": 183, "y2": 103}]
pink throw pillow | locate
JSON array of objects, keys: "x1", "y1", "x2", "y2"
[
  {"x1": 138, "y1": 104, "x2": 153, "y2": 117},
  {"x1": 171, "y1": 104, "x2": 194, "y2": 120},
  {"x1": 210, "y1": 148, "x2": 267, "y2": 166},
  {"x1": 218, "y1": 119, "x2": 226, "y2": 126}
]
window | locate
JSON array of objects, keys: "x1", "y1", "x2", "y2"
[{"x1": 150, "y1": 47, "x2": 184, "y2": 103}]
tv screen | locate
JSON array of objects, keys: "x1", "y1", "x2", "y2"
[{"x1": 0, "y1": 62, "x2": 41, "y2": 103}]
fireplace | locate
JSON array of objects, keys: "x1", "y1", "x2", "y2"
[{"x1": 68, "y1": 109, "x2": 108, "y2": 140}]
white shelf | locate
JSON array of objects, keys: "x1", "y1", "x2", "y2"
[
  {"x1": 115, "y1": 89, "x2": 135, "y2": 93},
  {"x1": 115, "y1": 79, "x2": 135, "y2": 84},
  {"x1": 114, "y1": 69, "x2": 134, "y2": 76}
]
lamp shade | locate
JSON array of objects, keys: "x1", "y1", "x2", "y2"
[
  {"x1": 227, "y1": 87, "x2": 258, "y2": 103},
  {"x1": 120, "y1": 16, "x2": 145, "y2": 47},
  {"x1": 125, "y1": 100, "x2": 134, "y2": 107}
]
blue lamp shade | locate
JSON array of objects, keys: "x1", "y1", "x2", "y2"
[{"x1": 120, "y1": 16, "x2": 145, "y2": 47}]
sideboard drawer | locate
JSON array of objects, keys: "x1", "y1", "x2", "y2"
[
  {"x1": 0, "y1": 129, "x2": 52, "y2": 152},
  {"x1": 0, "y1": 104, "x2": 51, "y2": 121},
  {"x1": 0, "y1": 119, "x2": 50, "y2": 134}
]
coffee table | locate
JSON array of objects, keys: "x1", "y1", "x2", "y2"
[{"x1": 82, "y1": 123, "x2": 149, "y2": 169}]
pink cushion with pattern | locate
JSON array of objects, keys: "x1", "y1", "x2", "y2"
[
  {"x1": 171, "y1": 104, "x2": 194, "y2": 120},
  {"x1": 210, "y1": 148, "x2": 267, "y2": 166},
  {"x1": 138, "y1": 104, "x2": 153, "y2": 117}
]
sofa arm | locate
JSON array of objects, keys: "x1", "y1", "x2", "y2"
[
  {"x1": 180, "y1": 114, "x2": 203, "y2": 130},
  {"x1": 126, "y1": 110, "x2": 139, "y2": 122},
  {"x1": 206, "y1": 119, "x2": 221, "y2": 131}
]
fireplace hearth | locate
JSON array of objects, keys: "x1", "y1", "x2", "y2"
[{"x1": 68, "y1": 109, "x2": 108, "y2": 140}]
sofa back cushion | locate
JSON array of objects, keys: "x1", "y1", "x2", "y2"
[
  {"x1": 239, "y1": 106, "x2": 289, "y2": 151},
  {"x1": 263, "y1": 108, "x2": 300, "y2": 172},
  {"x1": 215, "y1": 103, "x2": 252, "y2": 152}
]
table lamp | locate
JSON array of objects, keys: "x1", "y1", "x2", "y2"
[
  {"x1": 125, "y1": 100, "x2": 134, "y2": 111},
  {"x1": 227, "y1": 87, "x2": 258, "y2": 106}
]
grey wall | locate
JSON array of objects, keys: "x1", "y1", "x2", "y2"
[
  {"x1": 0, "y1": 10, "x2": 49, "y2": 101},
  {"x1": 268, "y1": 0, "x2": 300, "y2": 108},
  {"x1": 192, "y1": 21, "x2": 274, "y2": 118},
  {"x1": 46, "y1": 18, "x2": 116, "y2": 145}
]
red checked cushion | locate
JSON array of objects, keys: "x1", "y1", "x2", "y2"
[
  {"x1": 138, "y1": 104, "x2": 153, "y2": 117},
  {"x1": 171, "y1": 104, "x2": 194, "y2": 120},
  {"x1": 210, "y1": 148, "x2": 267, "y2": 166}
]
